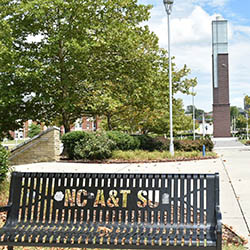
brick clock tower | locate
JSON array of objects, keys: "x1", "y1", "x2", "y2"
[{"x1": 212, "y1": 18, "x2": 231, "y2": 137}]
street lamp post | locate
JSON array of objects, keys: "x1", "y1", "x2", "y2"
[
  {"x1": 192, "y1": 86, "x2": 196, "y2": 140},
  {"x1": 163, "y1": 0, "x2": 174, "y2": 156}
]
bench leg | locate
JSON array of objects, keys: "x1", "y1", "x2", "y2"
[{"x1": 8, "y1": 246, "x2": 13, "y2": 250}]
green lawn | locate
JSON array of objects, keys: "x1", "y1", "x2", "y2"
[
  {"x1": 1, "y1": 139, "x2": 28, "y2": 150},
  {"x1": 239, "y1": 139, "x2": 247, "y2": 145},
  {"x1": 2, "y1": 139, "x2": 27, "y2": 145}
]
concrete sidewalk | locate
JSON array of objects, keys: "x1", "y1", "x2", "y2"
[
  {"x1": 216, "y1": 147, "x2": 250, "y2": 247},
  {"x1": 13, "y1": 146, "x2": 250, "y2": 247}
]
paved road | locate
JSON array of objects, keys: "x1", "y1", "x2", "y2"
[{"x1": 13, "y1": 140, "x2": 250, "y2": 247}]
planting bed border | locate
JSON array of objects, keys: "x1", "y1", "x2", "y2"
[{"x1": 60, "y1": 155, "x2": 218, "y2": 164}]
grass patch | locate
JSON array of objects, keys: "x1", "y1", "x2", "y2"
[
  {"x1": 240, "y1": 139, "x2": 250, "y2": 146},
  {"x1": 0, "y1": 179, "x2": 9, "y2": 206},
  {"x1": 0, "y1": 179, "x2": 10, "y2": 229},
  {"x1": 1, "y1": 139, "x2": 28, "y2": 150},
  {"x1": 112, "y1": 150, "x2": 217, "y2": 161},
  {"x1": 223, "y1": 245, "x2": 246, "y2": 250},
  {"x1": 1, "y1": 139, "x2": 27, "y2": 145},
  {"x1": 239, "y1": 139, "x2": 247, "y2": 145}
]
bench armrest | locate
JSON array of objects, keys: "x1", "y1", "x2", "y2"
[
  {"x1": 215, "y1": 206, "x2": 222, "y2": 250},
  {"x1": 215, "y1": 205, "x2": 222, "y2": 233},
  {"x1": 0, "y1": 205, "x2": 12, "y2": 213}
]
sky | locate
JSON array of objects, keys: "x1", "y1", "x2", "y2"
[{"x1": 138, "y1": 0, "x2": 250, "y2": 112}]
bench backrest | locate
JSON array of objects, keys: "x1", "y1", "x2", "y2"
[{"x1": 8, "y1": 172, "x2": 219, "y2": 227}]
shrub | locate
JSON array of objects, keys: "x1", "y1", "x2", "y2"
[
  {"x1": 200, "y1": 138, "x2": 214, "y2": 151},
  {"x1": 174, "y1": 138, "x2": 214, "y2": 152},
  {"x1": 137, "y1": 135, "x2": 165, "y2": 151},
  {"x1": 61, "y1": 131, "x2": 90, "y2": 159},
  {"x1": 28, "y1": 123, "x2": 41, "y2": 138},
  {"x1": 106, "y1": 131, "x2": 140, "y2": 150},
  {"x1": 0, "y1": 145, "x2": 9, "y2": 184},
  {"x1": 74, "y1": 132, "x2": 115, "y2": 160},
  {"x1": 244, "y1": 140, "x2": 250, "y2": 145}
]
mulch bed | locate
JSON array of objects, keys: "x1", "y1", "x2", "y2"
[
  {"x1": 222, "y1": 224, "x2": 248, "y2": 246},
  {"x1": 59, "y1": 156, "x2": 218, "y2": 164}
]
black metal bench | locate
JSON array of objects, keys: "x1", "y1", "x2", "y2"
[{"x1": 0, "y1": 172, "x2": 222, "y2": 250}]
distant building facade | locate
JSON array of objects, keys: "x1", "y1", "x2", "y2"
[{"x1": 9, "y1": 117, "x2": 101, "y2": 140}]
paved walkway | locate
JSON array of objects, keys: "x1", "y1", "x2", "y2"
[
  {"x1": 13, "y1": 140, "x2": 250, "y2": 247},
  {"x1": 215, "y1": 145, "x2": 250, "y2": 247}
]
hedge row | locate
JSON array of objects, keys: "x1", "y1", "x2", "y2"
[
  {"x1": 0, "y1": 145, "x2": 9, "y2": 184},
  {"x1": 61, "y1": 131, "x2": 214, "y2": 160}
]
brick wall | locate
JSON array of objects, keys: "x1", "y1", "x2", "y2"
[
  {"x1": 9, "y1": 127, "x2": 61, "y2": 166},
  {"x1": 213, "y1": 54, "x2": 231, "y2": 137},
  {"x1": 213, "y1": 104, "x2": 230, "y2": 137}
]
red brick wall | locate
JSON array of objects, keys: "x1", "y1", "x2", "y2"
[
  {"x1": 213, "y1": 54, "x2": 231, "y2": 137},
  {"x1": 213, "y1": 104, "x2": 230, "y2": 137}
]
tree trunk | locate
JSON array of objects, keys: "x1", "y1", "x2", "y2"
[
  {"x1": 107, "y1": 114, "x2": 112, "y2": 131},
  {"x1": 61, "y1": 118, "x2": 71, "y2": 157},
  {"x1": 64, "y1": 123, "x2": 71, "y2": 133},
  {"x1": 62, "y1": 113, "x2": 71, "y2": 134}
]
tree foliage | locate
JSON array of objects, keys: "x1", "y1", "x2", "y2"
[
  {"x1": 236, "y1": 114, "x2": 248, "y2": 129},
  {"x1": 0, "y1": 3, "x2": 36, "y2": 140},
  {"x1": 28, "y1": 123, "x2": 41, "y2": 138},
  {"x1": 186, "y1": 105, "x2": 205, "y2": 121},
  {"x1": 0, "y1": 0, "x2": 197, "y2": 137},
  {"x1": 244, "y1": 95, "x2": 250, "y2": 111},
  {"x1": 230, "y1": 106, "x2": 239, "y2": 121},
  {"x1": 0, "y1": 0, "x2": 155, "y2": 133}
]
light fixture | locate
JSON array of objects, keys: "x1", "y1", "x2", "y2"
[{"x1": 163, "y1": 0, "x2": 174, "y2": 15}]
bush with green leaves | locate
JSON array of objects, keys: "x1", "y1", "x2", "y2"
[
  {"x1": 28, "y1": 123, "x2": 41, "y2": 138},
  {"x1": 174, "y1": 138, "x2": 213, "y2": 152},
  {"x1": 0, "y1": 144, "x2": 9, "y2": 183},
  {"x1": 135, "y1": 135, "x2": 213, "y2": 152},
  {"x1": 61, "y1": 131, "x2": 90, "y2": 159},
  {"x1": 200, "y1": 138, "x2": 214, "y2": 151},
  {"x1": 106, "y1": 131, "x2": 140, "y2": 150},
  {"x1": 74, "y1": 132, "x2": 115, "y2": 160},
  {"x1": 136, "y1": 135, "x2": 165, "y2": 151}
]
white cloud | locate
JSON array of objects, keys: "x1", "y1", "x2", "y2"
[
  {"x1": 192, "y1": 0, "x2": 229, "y2": 8},
  {"x1": 146, "y1": 1, "x2": 250, "y2": 111},
  {"x1": 171, "y1": 6, "x2": 213, "y2": 45}
]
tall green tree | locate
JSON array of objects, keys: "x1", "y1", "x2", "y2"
[
  {"x1": 186, "y1": 105, "x2": 205, "y2": 121},
  {"x1": 1, "y1": 0, "x2": 197, "y2": 137},
  {"x1": 0, "y1": 0, "x2": 155, "y2": 133},
  {"x1": 244, "y1": 95, "x2": 250, "y2": 111},
  {"x1": 0, "y1": 4, "x2": 36, "y2": 140},
  {"x1": 98, "y1": 50, "x2": 197, "y2": 134},
  {"x1": 230, "y1": 106, "x2": 239, "y2": 121}
]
